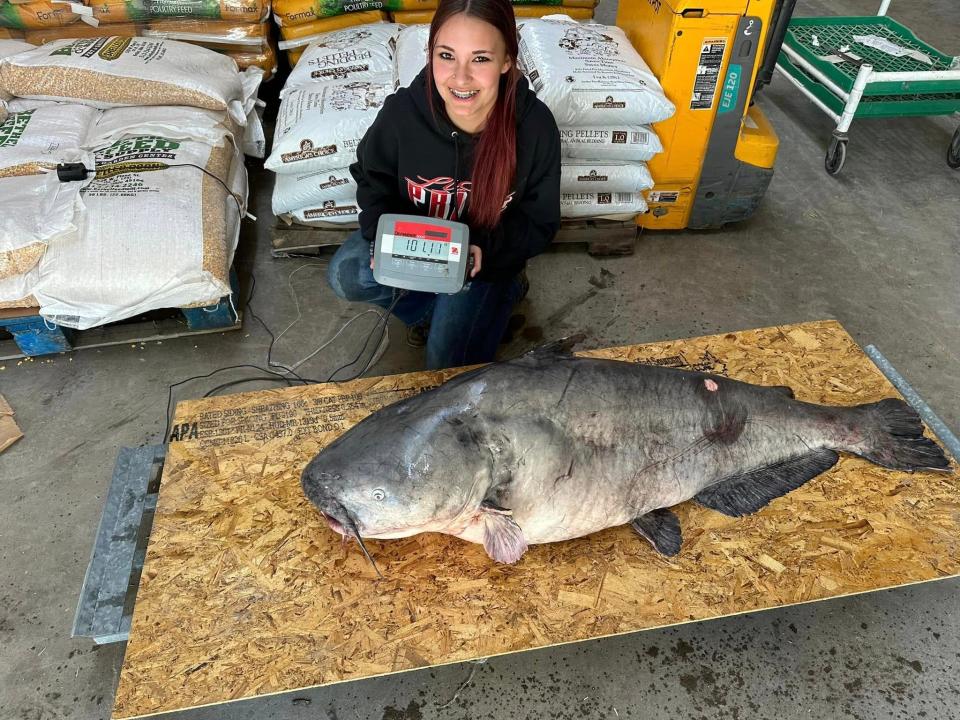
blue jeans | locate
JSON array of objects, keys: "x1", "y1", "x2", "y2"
[{"x1": 327, "y1": 230, "x2": 526, "y2": 370}]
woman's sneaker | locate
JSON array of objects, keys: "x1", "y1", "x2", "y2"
[{"x1": 406, "y1": 324, "x2": 429, "y2": 348}]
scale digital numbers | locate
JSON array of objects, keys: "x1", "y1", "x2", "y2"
[{"x1": 403, "y1": 236, "x2": 446, "y2": 259}]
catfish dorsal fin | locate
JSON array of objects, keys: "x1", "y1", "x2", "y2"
[{"x1": 526, "y1": 333, "x2": 587, "y2": 357}]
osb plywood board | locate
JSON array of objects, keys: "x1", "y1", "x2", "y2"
[{"x1": 113, "y1": 320, "x2": 960, "y2": 719}]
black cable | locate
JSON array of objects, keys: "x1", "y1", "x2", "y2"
[
  {"x1": 245, "y1": 271, "x2": 319, "y2": 384},
  {"x1": 164, "y1": 363, "x2": 297, "y2": 442},
  {"x1": 327, "y1": 290, "x2": 403, "y2": 383}
]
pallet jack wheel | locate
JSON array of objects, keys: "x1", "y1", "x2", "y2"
[
  {"x1": 948, "y1": 126, "x2": 960, "y2": 170},
  {"x1": 825, "y1": 137, "x2": 847, "y2": 176}
]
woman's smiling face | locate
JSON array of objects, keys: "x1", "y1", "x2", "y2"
[{"x1": 431, "y1": 12, "x2": 513, "y2": 134}]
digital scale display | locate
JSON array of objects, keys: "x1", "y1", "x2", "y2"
[{"x1": 373, "y1": 214, "x2": 470, "y2": 294}]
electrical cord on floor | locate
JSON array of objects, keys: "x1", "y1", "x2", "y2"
[
  {"x1": 326, "y1": 289, "x2": 402, "y2": 383},
  {"x1": 163, "y1": 269, "x2": 403, "y2": 441}
]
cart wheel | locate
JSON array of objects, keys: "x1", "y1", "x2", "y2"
[
  {"x1": 948, "y1": 127, "x2": 960, "y2": 170},
  {"x1": 825, "y1": 138, "x2": 847, "y2": 176}
]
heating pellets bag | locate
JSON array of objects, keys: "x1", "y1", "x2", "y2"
[
  {"x1": 517, "y1": 17, "x2": 674, "y2": 126},
  {"x1": 272, "y1": 166, "x2": 356, "y2": 214},
  {"x1": 560, "y1": 124, "x2": 662, "y2": 162},
  {"x1": 0, "y1": 102, "x2": 99, "y2": 176},
  {"x1": 0, "y1": 37, "x2": 251, "y2": 123},
  {"x1": 284, "y1": 23, "x2": 400, "y2": 89},
  {"x1": 560, "y1": 190, "x2": 647, "y2": 220},
  {"x1": 265, "y1": 79, "x2": 393, "y2": 175},
  {"x1": 395, "y1": 22, "x2": 428, "y2": 89},
  {"x1": 33, "y1": 132, "x2": 243, "y2": 329},
  {"x1": 560, "y1": 159, "x2": 653, "y2": 194},
  {"x1": 283, "y1": 197, "x2": 360, "y2": 227}
]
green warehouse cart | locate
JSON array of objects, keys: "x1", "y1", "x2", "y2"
[{"x1": 775, "y1": 0, "x2": 960, "y2": 175}]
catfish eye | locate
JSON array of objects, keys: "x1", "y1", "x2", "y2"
[{"x1": 372, "y1": 489, "x2": 386, "y2": 501}]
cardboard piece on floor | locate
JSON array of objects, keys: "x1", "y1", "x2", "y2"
[
  {"x1": 0, "y1": 394, "x2": 23, "y2": 454},
  {"x1": 112, "y1": 320, "x2": 960, "y2": 720}
]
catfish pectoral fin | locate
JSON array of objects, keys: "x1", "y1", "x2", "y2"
[
  {"x1": 631, "y1": 508, "x2": 682, "y2": 556},
  {"x1": 481, "y1": 511, "x2": 528, "y2": 564}
]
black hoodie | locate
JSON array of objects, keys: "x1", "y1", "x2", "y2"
[{"x1": 349, "y1": 67, "x2": 561, "y2": 283}]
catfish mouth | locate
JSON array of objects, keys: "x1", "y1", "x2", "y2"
[{"x1": 321, "y1": 511, "x2": 348, "y2": 536}]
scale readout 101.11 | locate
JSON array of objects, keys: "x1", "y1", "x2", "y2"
[{"x1": 373, "y1": 214, "x2": 470, "y2": 294}]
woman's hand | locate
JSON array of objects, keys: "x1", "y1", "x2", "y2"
[{"x1": 469, "y1": 245, "x2": 482, "y2": 278}]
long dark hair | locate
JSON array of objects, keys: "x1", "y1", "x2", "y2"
[{"x1": 426, "y1": 0, "x2": 519, "y2": 229}]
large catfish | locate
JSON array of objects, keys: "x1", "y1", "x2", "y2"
[{"x1": 301, "y1": 339, "x2": 950, "y2": 568}]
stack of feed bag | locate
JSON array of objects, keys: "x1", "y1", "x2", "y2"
[
  {"x1": 518, "y1": 15, "x2": 674, "y2": 220},
  {"x1": 273, "y1": 0, "x2": 422, "y2": 67},
  {"x1": 0, "y1": 0, "x2": 278, "y2": 81},
  {"x1": 267, "y1": 22, "x2": 402, "y2": 227},
  {"x1": 390, "y1": 0, "x2": 596, "y2": 25},
  {"x1": 0, "y1": 37, "x2": 260, "y2": 327}
]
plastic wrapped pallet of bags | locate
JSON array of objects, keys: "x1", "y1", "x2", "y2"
[
  {"x1": 272, "y1": 166, "x2": 355, "y2": 214},
  {"x1": 273, "y1": 0, "x2": 430, "y2": 27},
  {"x1": 0, "y1": 36, "x2": 261, "y2": 125},
  {"x1": 560, "y1": 159, "x2": 653, "y2": 195},
  {"x1": 560, "y1": 124, "x2": 662, "y2": 162},
  {"x1": 282, "y1": 22, "x2": 399, "y2": 89},
  {"x1": 32, "y1": 110, "x2": 246, "y2": 329},
  {"x1": 560, "y1": 190, "x2": 646, "y2": 220},
  {"x1": 265, "y1": 78, "x2": 393, "y2": 175},
  {"x1": 517, "y1": 15, "x2": 674, "y2": 126}
]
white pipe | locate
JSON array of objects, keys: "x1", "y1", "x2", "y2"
[
  {"x1": 877, "y1": 0, "x2": 891, "y2": 16},
  {"x1": 774, "y1": 64, "x2": 842, "y2": 122},
  {"x1": 836, "y1": 63, "x2": 872, "y2": 134},
  {"x1": 871, "y1": 69, "x2": 960, "y2": 82},
  {"x1": 781, "y1": 43, "x2": 851, "y2": 100}
]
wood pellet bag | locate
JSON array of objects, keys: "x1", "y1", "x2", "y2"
[
  {"x1": 560, "y1": 124, "x2": 662, "y2": 162},
  {"x1": 284, "y1": 23, "x2": 399, "y2": 88},
  {"x1": 559, "y1": 159, "x2": 653, "y2": 195},
  {"x1": 33, "y1": 129, "x2": 244, "y2": 329},
  {"x1": 272, "y1": 165, "x2": 355, "y2": 214},
  {"x1": 560, "y1": 190, "x2": 646, "y2": 219},
  {"x1": 0, "y1": 37, "x2": 249, "y2": 120},
  {"x1": 517, "y1": 17, "x2": 674, "y2": 126},
  {"x1": 265, "y1": 79, "x2": 393, "y2": 175}
]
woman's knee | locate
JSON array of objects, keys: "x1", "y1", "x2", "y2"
[{"x1": 327, "y1": 233, "x2": 368, "y2": 301}]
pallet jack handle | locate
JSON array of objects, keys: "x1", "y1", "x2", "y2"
[{"x1": 753, "y1": 0, "x2": 798, "y2": 95}]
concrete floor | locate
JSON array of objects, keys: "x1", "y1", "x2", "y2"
[{"x1": 1, "y1": 1, "x2": 959, "y2": 718}]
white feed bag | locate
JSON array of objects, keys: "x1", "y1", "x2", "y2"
[
  {"x1": 560, "y1": 160, "x2": 654, "y2": 194},
  {"x1": 272, "y1": 166, "x2": 357, "y2": 215},
  {"x1": 517, "y1": 17, "x2": 674, "y2": 126},
  {"x1": 395, "y1": 23, "x2": 430, "y2": 89},
  {"x1": 265, "y1": 79, "x2": 394, "y2": 175},
  {"x1": 559, "y1": 124, "x2": 663, "y2": 162},
  {"x1": 560, "y1": 190, "x2": 647, "y2": 220},
  {"x1": 285, "y1": 23, "x2": 402, "y2": 90}
]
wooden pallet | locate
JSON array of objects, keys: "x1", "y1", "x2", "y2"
[
  {"x1": 0, "y1": 271, "x2": 241, "y2": 360},
  {"x1": 111, "y1": 320, "x2": 960, "y2": 720},
  {"x1": 271, "y1": 219, "x2": 638, "y2": 258}
]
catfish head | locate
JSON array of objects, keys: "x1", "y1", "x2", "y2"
[{"x1": 299, "y1": 401, "x2": 494, "y2": 542}]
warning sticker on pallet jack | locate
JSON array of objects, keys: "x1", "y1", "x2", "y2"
[
  {"x1": 648, "y1": 190, "x2": 679, "y2": 203},
  {"x1": 691, "y1": 38, "x2": 726, "y2": 110}
]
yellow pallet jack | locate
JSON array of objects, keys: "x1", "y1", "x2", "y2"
[{"x1": 617, "y1": 0, "x2": 796, "y2": 229}]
